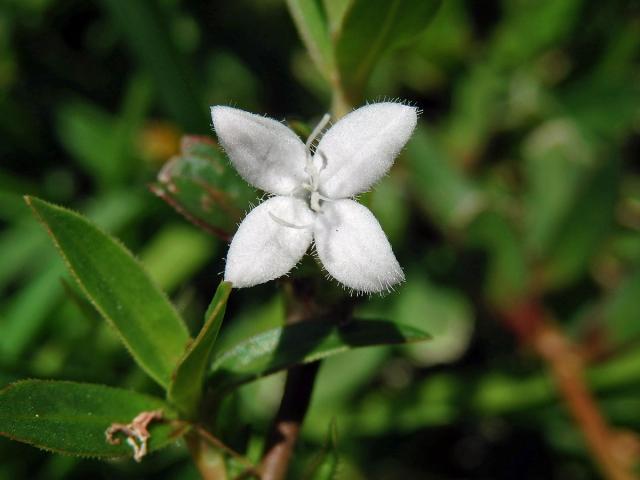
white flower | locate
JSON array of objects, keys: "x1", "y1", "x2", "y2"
[{"x1": 210, "y1": 102, "x2": 418, "y2": 293}]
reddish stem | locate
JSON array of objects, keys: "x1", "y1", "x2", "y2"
[
  {"x1": 260, "y1": 362, "x2": 320, "y2": 480},
  {"x1": 502, "y1": 300, "x2": 639, "y2": 480}
]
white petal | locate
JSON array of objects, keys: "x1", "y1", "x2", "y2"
[
  {"x1": 211, "y1": 106, "x2": 307, "y2": 195},
  {"x1": 225, "y1": 196, "x2": 314, "y2": 288},
  {"x1": 313, "y1": 199, "x2": 404, "y2": 293},
  {"x1": 314, "y1": 102, "x2": 418, "y2": 198}
]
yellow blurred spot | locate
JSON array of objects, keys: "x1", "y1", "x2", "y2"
[{"x1": 138, "y1": 121, "x2": 182, "y2": 165}]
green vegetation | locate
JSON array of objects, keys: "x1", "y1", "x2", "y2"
[{"x1": 1, "y1": 1, "x2": 639, "y2": 478}]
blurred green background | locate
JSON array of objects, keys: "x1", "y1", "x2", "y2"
[{"x1": 1, "y1": 0, "x2": 640, "y2": 478}]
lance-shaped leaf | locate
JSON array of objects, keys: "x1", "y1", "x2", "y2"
[
  {"x1": 151, "y1": 136, "x2": 255, "y2": 239},
  {"x1": 0, "y1": 380, "x2": 187, "y2": 458},
  {"x1": 168, "y1": 281, "x2": 232, "y2": 416},
  {"x1": 25, "y1": 196, "x2": 190, "y2": 389},
  {"x1": 207, "y1": 319, "x2": 430, "y2": 394},
  {"x1": 335, "y1": 0, "x2": 441, "y2": 95}
]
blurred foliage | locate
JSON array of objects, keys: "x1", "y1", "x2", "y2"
[{"x1": 1, "y1": 0, "x2": 639, "y2": 479}]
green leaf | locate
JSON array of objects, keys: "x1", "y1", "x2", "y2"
[
  {"x1": 541, "y1": 157, "x2": 620, "y2": 288},
  {"x1": 322, "y1": 0, "x2": 352, "y2": 33},
  {"x1": 56, "y1": 101, "x2": 117, "y2": 184},
  {"x1": 205, "y1": 52, "x2": 261, "y2": 111},
  {"x1": 391, "y1": 275, "x2": 474, "y2": 366},
  {"x1": 304, "y1": 419, "x2": 340, "y2": 480},
  {"x1": 602, "y1": 270, "x2": 640, "y2": 347},
  {"x1": 151, "y1": 136, "x2": 255, "y2": 239},
  {"x1": 140, "y1": 224, "x2": 216, "y2": 293},
  {"x1": 286, "y1": 0, "x2": 335, "y2": 78},
  {"x1": 406, "y1": 127, "x2": 484, "y2": 229},
  {"x1": 207, "y1": 319, "x2": 430, "y2": 394},
  {"x1": 56, "y1": 76, "x2": 151, "y2": 187},
  {"x1": 0, "y1": 223, "x2": 44, "y2": 292},
  {"x1": 1, "y1": 172, "x2": 40, "y2": 205},
  {"x1": 0, "y1": 191, "x2": 147, "y2": 364},
  {"x1": 366, "y1": 174, "x2": 409, "y2": 246},
  {"x1": 489, "y1": 0, "x2": 581, "y2": 68},
  {"x1": 0, "y1": 264, "x2": 64, "y2": 364},
  {"x1": 0, "y1": 380, "x2": 186, "y2": 458},
  {"x1": 466, "y1": 212, "x2": 528, "y2": 307},
  {"x1": 523, "y1": 118, "x2": 594, "y2": 256},
  {"x1": 443, "y1": 64, "x2": 502, "y2": 163},
  {"x1": 168, "y1": 282, "x2": 232, "y2": 416},
  {"x1": 99, "y1": 0, "x2": 205, "y2": 131},
  {"x1": 25, "y1": 196, "x2": 190, "y2": 389},
  {"x1": 335, "y1": 0, "x2": 441, "y2": 94}
]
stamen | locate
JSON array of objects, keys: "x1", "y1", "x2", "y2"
[
  {"x1": 299, "y1": 114, "x2": 333, "y2": 213},
  {"x1": 315, "y1": 149, "x2": 329, "y2": 173},
  {"x1": 309, "y1": 192, "x2": 334, "y2": 213},
  {"x1": 304, "y1": 114, "x2": 331, "y2": 185},
  {"x1": 305, "y1": 113, "x2": 331, "y2": 154},
  {"x1": 310, "y1": 191, "x2": 322, "y2": 212},
  {"x1": 269, "y1": 211, "x2": 311, "y2": 229}
]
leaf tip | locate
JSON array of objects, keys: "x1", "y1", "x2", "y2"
[
  {"x1": 23, "y1": 195, "x2": 51, "y2": 222},
  {"x1": 23, "y1": 194, "x2": 39, "y2": 213}
]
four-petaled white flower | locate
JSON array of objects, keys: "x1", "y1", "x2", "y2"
[{"x1": 210, "y1": 101, "x2": 418, "y2": 294}]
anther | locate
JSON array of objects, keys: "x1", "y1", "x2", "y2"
[
  {"x1": 310, "y1": 191, "x2": 322, "y2": 212},
  {"x1": 316, "y1": 149, "x2": 329, "y2": 172}
]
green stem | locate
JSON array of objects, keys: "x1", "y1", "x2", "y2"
[
  {"x1": 330, "y1": 73, "x2": 355, "y2": 119},
  {"x1": 331, "y1": 87, "x2": 351, "y2": 119}
]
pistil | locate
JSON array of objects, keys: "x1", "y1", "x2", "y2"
[{"x1": 269, "y1": 113, "x2": 332, "y2": 227}]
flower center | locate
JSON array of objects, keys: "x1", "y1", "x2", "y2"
[
  {"x1": 302, "y1": 113, "x2": 331, "y2": 213},
  {"x1": 268, "y1": 113, "x2": 332, "y2": 229}
]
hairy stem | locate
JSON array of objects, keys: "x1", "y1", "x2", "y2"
[{"x1": 502, "y1": 301, "x2": 639, "y2": 480}]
